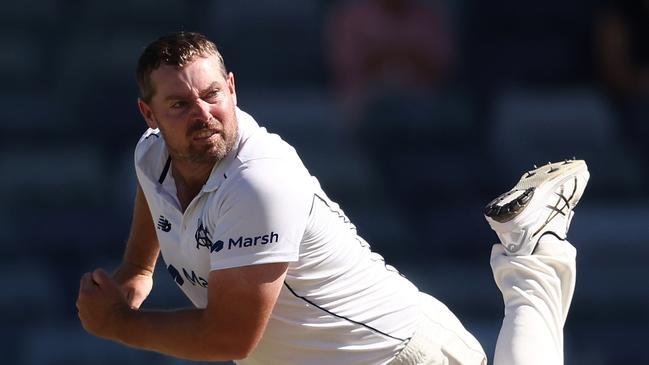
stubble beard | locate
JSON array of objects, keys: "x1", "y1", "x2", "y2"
[
  {"x1": 187, "y1": 123, "x2": 238, "y2": 165},
  {"x1": 161, "y1": 115, "x2": 239, "y2": 166}
]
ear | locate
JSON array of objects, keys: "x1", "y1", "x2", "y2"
[
  {"x1": 227, "y1": 72, "x2": 237, "y2": 106},
  {"x1": 138, "y1": 98, "x2": 158, "y2": 129}
]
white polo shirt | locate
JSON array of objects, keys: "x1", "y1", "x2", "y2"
[{"x1": 135, "y1": 108, "x2": 420, "y2": 365}]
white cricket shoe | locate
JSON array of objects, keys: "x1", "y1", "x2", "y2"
[{"x1": 484, "y1": 159, "x2": 589, "y2": 255}]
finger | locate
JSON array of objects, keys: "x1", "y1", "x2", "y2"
[
  {"x1": 80, "y1": 272, "x2": 96, "y2": 291},
  {"x1": 92, "y1": 268, "x2": 124, "y2": 298},
  {"x1": 92, "y1": 268, "x2": 109, "y2": 286},
  {"x1": 77, "y1": 275, "x2": 94, "y2": 310}
]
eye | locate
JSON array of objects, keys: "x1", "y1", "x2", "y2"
[
  {"x1": 170, "y1": 100, "x2": 187, "y2": 109},
  {"x1": 203, "y1": 90, "x2": 220, "y2": 102}
]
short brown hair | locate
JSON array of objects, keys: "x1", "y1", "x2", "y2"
[{"x1": 136, "y1": 31, "x2": 227, "y2": 102}]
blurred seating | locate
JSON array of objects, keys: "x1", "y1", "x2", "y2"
[
  {"x1": 567, "y1": 321, "x2": 649, "y2": 364},
  {"x1": 487, "y1": 87, "x2": 644, "y2": 198},
  {"x1": 202, "y1": 0, "x2": 326, "y2": 87},
  {"x1": 0, "y1": 34, "x2": 45, "y2": 88},
  {"x1": 351, "y1": 89, "x2": 490, "y2": 257},
  {"x1": 0, "y1": 260, "x2": 63, "y2": 326},
  {"x1": 0, "y1": 91, "x2": 65, "y2": 140},
  {"x1": 570, "y1": 202, "x2": 649, "y2": 252},
  {"x1": 76, "y1": 0, "x2": 188, "y2": 31},
  {"x1": 462, "y1": 0, "x2": 595, "y2": 89},
  {"x1": 21, "y1": 323, "x2": 234, "y2": 364},
  {"x1": 52, "y1": 32, "x2": 153, "y2": 151},
  {"x1": 55, "y1": 31, "x2": 157, "y2": 98},
  {"x1": 21, "y1": 323, "x2": 164, "y2": 365},
  {"x1": 0, "y1": 144, "x2": 119, "y2": 258},
  {"x1": 0, "y1": 144, "x2": 108, "y2": 210},
  {"x1": 0, "y1": 0, "x2": 62, "y2": 31},
  {"x1": 206, "y1": 0, "x2": 321, "y2": 33},
  {"x1": 0, "y1": 2, "x2": 645, "y2": 364},
  {"x1": 357, "y1": 90, "x2": 480, "y2": 203}
]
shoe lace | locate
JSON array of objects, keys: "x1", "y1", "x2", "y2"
[{"x1": 532, "y1": 176, "x2": 579, "y2": 238}]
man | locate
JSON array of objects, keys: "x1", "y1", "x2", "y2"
[{"x1": 76, "y1": 32, "x2": 589, "y2": 365}]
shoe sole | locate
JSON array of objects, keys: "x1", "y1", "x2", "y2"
[{"x1": 484, "y1": 159, "x2": 589, "y2": 254}]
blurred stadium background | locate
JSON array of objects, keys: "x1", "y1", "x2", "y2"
[{"x1": 1, "y1": 0, "x2": 647, "y2": 364}]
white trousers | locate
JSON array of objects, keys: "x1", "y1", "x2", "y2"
[
  {"x1": 390, "y1": 238, "x2": 576, "y2": 365},
  {"x1": 491, "y1": 239, "x2": 576, "y2": 365}
]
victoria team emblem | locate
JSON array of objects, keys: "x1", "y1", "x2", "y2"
[
  {"x1": 195, "y1": 218, "x2": 213, "y2": 251},
  {"x1": 195, "y1": 218, "x2": 224, "y2": 253}
]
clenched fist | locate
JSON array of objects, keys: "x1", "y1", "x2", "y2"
[{"x1": 76, "y1": 268, "x2": 131, "y2": 339}]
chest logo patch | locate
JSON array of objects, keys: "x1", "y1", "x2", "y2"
[
  {"x1": 195, "y1": 218, "x2": 213, "y2": 251},
  {"x1": 195, "y1": 219, "x2": 225, "y2": 253}
]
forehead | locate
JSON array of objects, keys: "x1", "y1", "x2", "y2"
[{"x1": 150, "y1": 55, "x2": 226, "y2": 98}]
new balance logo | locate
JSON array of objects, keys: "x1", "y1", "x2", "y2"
[{"x1": 157, "y1": 216, "x2": 171, "y2": 232}]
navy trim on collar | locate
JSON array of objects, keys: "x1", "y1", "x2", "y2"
[{"x1": 158, "y1": 156, "x2": 171, "y2": 184}]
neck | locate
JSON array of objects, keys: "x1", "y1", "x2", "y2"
[
  {"x1": 172, "y1": 160, "x2": 214, "y2": 187},
  {"x1": 171, "y1": 159, "x2": 215, "y2": 211}
]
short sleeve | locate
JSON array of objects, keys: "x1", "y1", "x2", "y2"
[{"x1": 208, "y1": 159, "x2": 313, "y2": 271}]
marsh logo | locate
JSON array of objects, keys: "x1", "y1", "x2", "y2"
[
  {"x1": 226, "y1": 232, "x2": 279, "y2": 250},
  {"x1": 211, "y1": 240, "x2": 224, "y2": 253},
  {"x1": 206, "y1": 232, "x2": 281, "y2": 254},
  {"x1": 194, "y1": 219, "x2": 280, "y2": 254},
  {"x1": 167, "y1": 264, "x2": 208, "y2": 288}
]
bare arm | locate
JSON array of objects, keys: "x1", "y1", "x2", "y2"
[
  {"x1": 113, "y1": 184, "x2": 160, "y2": 308},
  {"x1": 78, "y1": 262, "x2": 288, "y2": 361}
]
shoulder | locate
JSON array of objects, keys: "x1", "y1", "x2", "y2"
[
  {"x1": 216, "y1": 132, "x2": 313, "y2": 215},
  {"x1": 227, "y1": 109, "x2": 312, "y2": 196},
  {"x1": 223, "y1": 157, "x2": 313, "y2": 211}
]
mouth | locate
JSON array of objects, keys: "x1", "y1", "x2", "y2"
[{"x1": 192, "y1": 129, "x2": 220, "y2": 141}]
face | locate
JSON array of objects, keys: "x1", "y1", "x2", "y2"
[{"x1": 138, "y1": 54, "x2": 238, "y2": 166}]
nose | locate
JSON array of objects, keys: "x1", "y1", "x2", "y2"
[{"x1": 191, "y1": 98, "x2": 212, "y2": 122}]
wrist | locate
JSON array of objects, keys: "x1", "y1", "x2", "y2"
[
  {"x1": 119, "y1": 261, "x2": 154, "y2": 278},
  {"x1": 110, "y1": 304, "x2": 136, "y2": 343}
]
